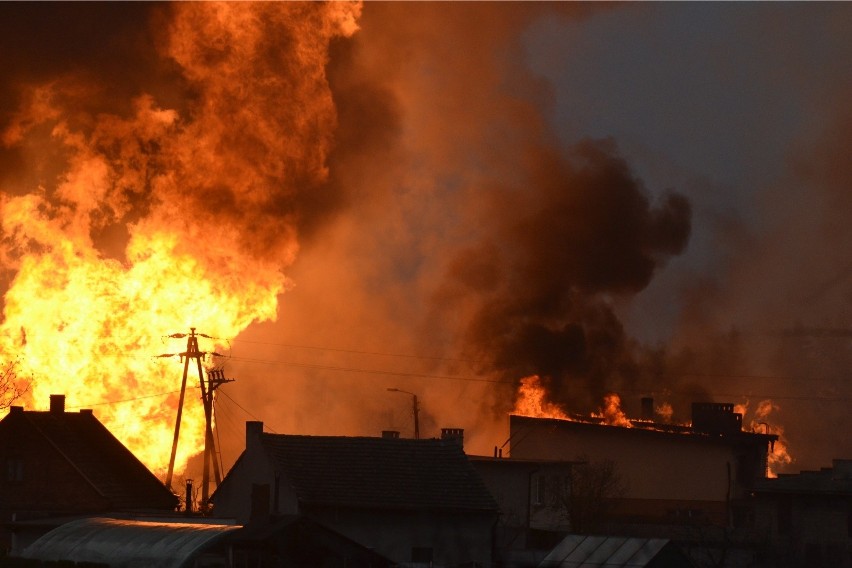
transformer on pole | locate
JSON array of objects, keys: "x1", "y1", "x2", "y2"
[{"x1": 160, "y1": 328, "x2": 234, "y2": 509}]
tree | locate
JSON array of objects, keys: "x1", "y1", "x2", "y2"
[
  {"x1": 0, "y1": 360, "x2": 30, "y2": 410},
  {"x1": 564, "y1": 456, "x2": 625, "y2": 533}
]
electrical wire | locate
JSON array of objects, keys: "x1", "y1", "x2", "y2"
[
  {"x1": 66, "y1": 389, "x2": 188, "y2": 409},
  {"x1": 231, "y1": 337, "x2": 476, "y2": 364},
  {"x1": 216, "y1": 389, "x2": 278, "y2": 433}
]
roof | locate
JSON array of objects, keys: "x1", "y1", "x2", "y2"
[
  {"x1": 227, "y1": 514, "x2": 393, "y2": 566},
  {"x1": 21, "y1": 517, "x2": 238, "y2": 568},
  {"x1": 510, "y1": 414, "x2": 778, "y2": 448},
  {"x1": 258, "y1": 434, "x2": 498, "y2": 513},
  {"x1": 752, "y1": 459, "x2": 852, "y2": 496},
  {"x1": 1, "y1": 405, "x2": 178, "y2": 510},
  {"x1": 537, "y1": 534, "x2": 691, "y2": 568}
]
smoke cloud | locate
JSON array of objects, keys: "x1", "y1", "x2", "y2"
[{"x1": 3, "y1": 2, "x2": 848, "y2": 475}]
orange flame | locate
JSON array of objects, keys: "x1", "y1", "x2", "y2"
[
  {"x1": 511, "y1": 375, "x2": 569, "y2": 419},
  {"x1": 512, "y1": 375, "x2": 634, "y2": 429},
  {"x1": 737, "y1": 399, "x2": 792, "y2": 477},
  {"x1": 0, "y1": 2, "x2": 362, "y2": 477},
  {"x1": 592, "y1": 392, "x2": 632, "y2": 428},
  {"x1": 753, "y1": 399, "x2": 792, "y2": 477}
]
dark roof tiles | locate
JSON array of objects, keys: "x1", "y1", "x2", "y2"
[
  {"x1": 259, "y1": 434, "x2": 497, "y2": 513},
  {"x1": 14, "y1": 410, "x2": 178, "y2": 510}
]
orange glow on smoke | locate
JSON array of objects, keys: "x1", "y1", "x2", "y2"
[{"x1": 0, "y1": 2, "x2": 361, "y2": 477}]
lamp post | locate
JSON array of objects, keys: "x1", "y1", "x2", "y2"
[{"x1": 387, "y1": 388, "x2": 420, "y2": 439}]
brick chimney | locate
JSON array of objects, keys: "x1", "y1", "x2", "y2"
[
  {"x1": 441, "y1": 428, "x2": 464, "y2": 448},
  {"x1": 246, "y1": 421, "x2": 264, "y2": 455},
  {"x1": 641, "y1": 397, "x2": 654, "y2": 420},
  {"x1": 49, "y1": 394, "x2": 65, "y2": 414}
]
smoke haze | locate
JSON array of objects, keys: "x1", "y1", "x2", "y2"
[{"x1": 1, "y1": 3, "x2": 851, "y2": 476}]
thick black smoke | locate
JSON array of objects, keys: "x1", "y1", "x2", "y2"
[{"x1": 438, "y1": 139, "x2": 691, "y2": 413}]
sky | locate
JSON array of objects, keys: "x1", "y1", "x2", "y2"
[{"x1": 1, "y1": 2, "x2": 851, "y2": 476}]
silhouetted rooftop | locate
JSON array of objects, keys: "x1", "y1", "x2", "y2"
[
  {"x1": 753, "y1": 459, "x2": 852, "y2": 495},
  {"x1": 1, "y1": 404, "x2": 178, "y2": 510},
  {"x1": 256, "y1": 433, "x2": 498, "y2": 513}
]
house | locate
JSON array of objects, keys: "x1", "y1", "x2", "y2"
[
  {"x1": 0, "y1": 395, "x2": 179, "y2": 553},
  {"x1": 749, "y1": 459, "x2": 852, "y2": 567},
  {"x1": 509, "y1": 402, "x2": 778, "y2": 531},
  {"x1": 211, "y1": 422, "x2": 498, "y2": 567},
  {"x1": 469, "y1": 455, "x2": 578, "y2": 563}
]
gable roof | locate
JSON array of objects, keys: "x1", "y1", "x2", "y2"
[
  {"x1": 1, "y1": 404, "x2": 178, "y2": 510},
  {"x1": 258, "y1": 434, "x2": 497, "y2": 513}
]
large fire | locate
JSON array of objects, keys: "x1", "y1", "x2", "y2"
[
  {"x1": 512, "y1": 375, "x2": 633, "y2": 428},
  {"x1": 0, "y1": 3, "x2": 361, "y2": 478},
  {"x1": 512, "y1": 375, "x2": 569, "y2": 419}
]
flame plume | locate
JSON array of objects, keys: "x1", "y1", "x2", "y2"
[{"x1": 0, "y1": 2, "x2": 361, "y2": 476}]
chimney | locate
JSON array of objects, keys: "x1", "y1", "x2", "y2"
[
  {"x1": 185, "y1": 479, "x2": 193, "y2": 515},
  {"x1": 246, "y1": 421, "x2": 264, "y2": 454},
  {"x1": 691, "y1": 402, "x2": 742, "y2": 435},
  {"x1": 382, "y1": 430, "x2": 400, "y2": 439},
  {"x1": 441, "y1": 428, "x2": 464, "y2": 448},
  {"x1": 49, "y1": 394, "x2": 65, "y2": 414},
  {"x1": 641, "y1": 397, "x2": 654, "y2": 421}
]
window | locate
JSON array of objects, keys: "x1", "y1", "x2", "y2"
[
  {"x1": 533, "y1": 474, "x2": 546, "y2": 505},
  {"x1": 6, "y1": 458, "x2": 22, "y2": 482}
]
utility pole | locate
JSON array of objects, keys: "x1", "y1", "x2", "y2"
[
  {"x1": 387, "y1": 388, "x2": 420, "y2": 439},
  {"x1": 201, "y1": 367, "x2": 233, "y2": 504},
  {"x1": 159, "y1": 328, "x2": 232, "y2": 506}
]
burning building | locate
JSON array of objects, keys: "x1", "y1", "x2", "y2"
[{"x1": 509, "y1": 400, "x2": 778, "y2": 530}]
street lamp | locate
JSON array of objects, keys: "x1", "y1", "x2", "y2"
[{"x1": 387, "y1": 388, "x2": 420, "y2": 439}]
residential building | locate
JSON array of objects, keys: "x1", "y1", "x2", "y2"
[
  {"x1": 750, "y1": 459, "x2": 852, "y2": 567},
  {"x1": 0, "y1": 395, "x2": 179, "y2": 553},
  {"x1": 509, "y1": 403, "x2": 778, "y2": 530},
  {"x1": 469, "y1": 455, "x2": 577, "y2": 563},
  {"x1": 211, "y1": 422, "x2": 498, "y2": 567}
]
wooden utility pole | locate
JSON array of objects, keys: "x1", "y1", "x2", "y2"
[{"x1": 161, "y1": 328, "x2": 233, "y2": 507}]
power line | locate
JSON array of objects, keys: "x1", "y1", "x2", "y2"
[
  {"x1": 66, "y1": 389, "x2": 188, "y2": 409},
  {"x1": 216, "y1": 390, "x2": 278, "y2": 434},
  {"x1": 226, "y1": 355, "x2": 503, "y2": 385},
  {"x1": 231, "y1": 337, "x2": 476, "y2": 364}
]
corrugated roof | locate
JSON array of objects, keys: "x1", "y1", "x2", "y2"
[
  {"x1": 11, "y1": 409, "x2": 178, "y2": 510},
  {"x1": 260, "y1": 434, "x2": 498, "y2": 512},
  {"x1": 21, "y1": 517, "x2": 238, "y2": 568},
  {"x1": 538, "y1": 535, "x2": 673, "y2": 568}
]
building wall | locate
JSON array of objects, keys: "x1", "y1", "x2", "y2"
[
  {"x1": 753, "y1": 493, "x2": 852, "y2": 567},
  {"x1": 210, "y1": 437, "x2": 298, "y2": 523},
  {"x1": 509, "y1": 416, "x2": 771, "y2": 527},
  {"x1": 472, "y1": 459, "x2": 572, "y2": 533}
]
